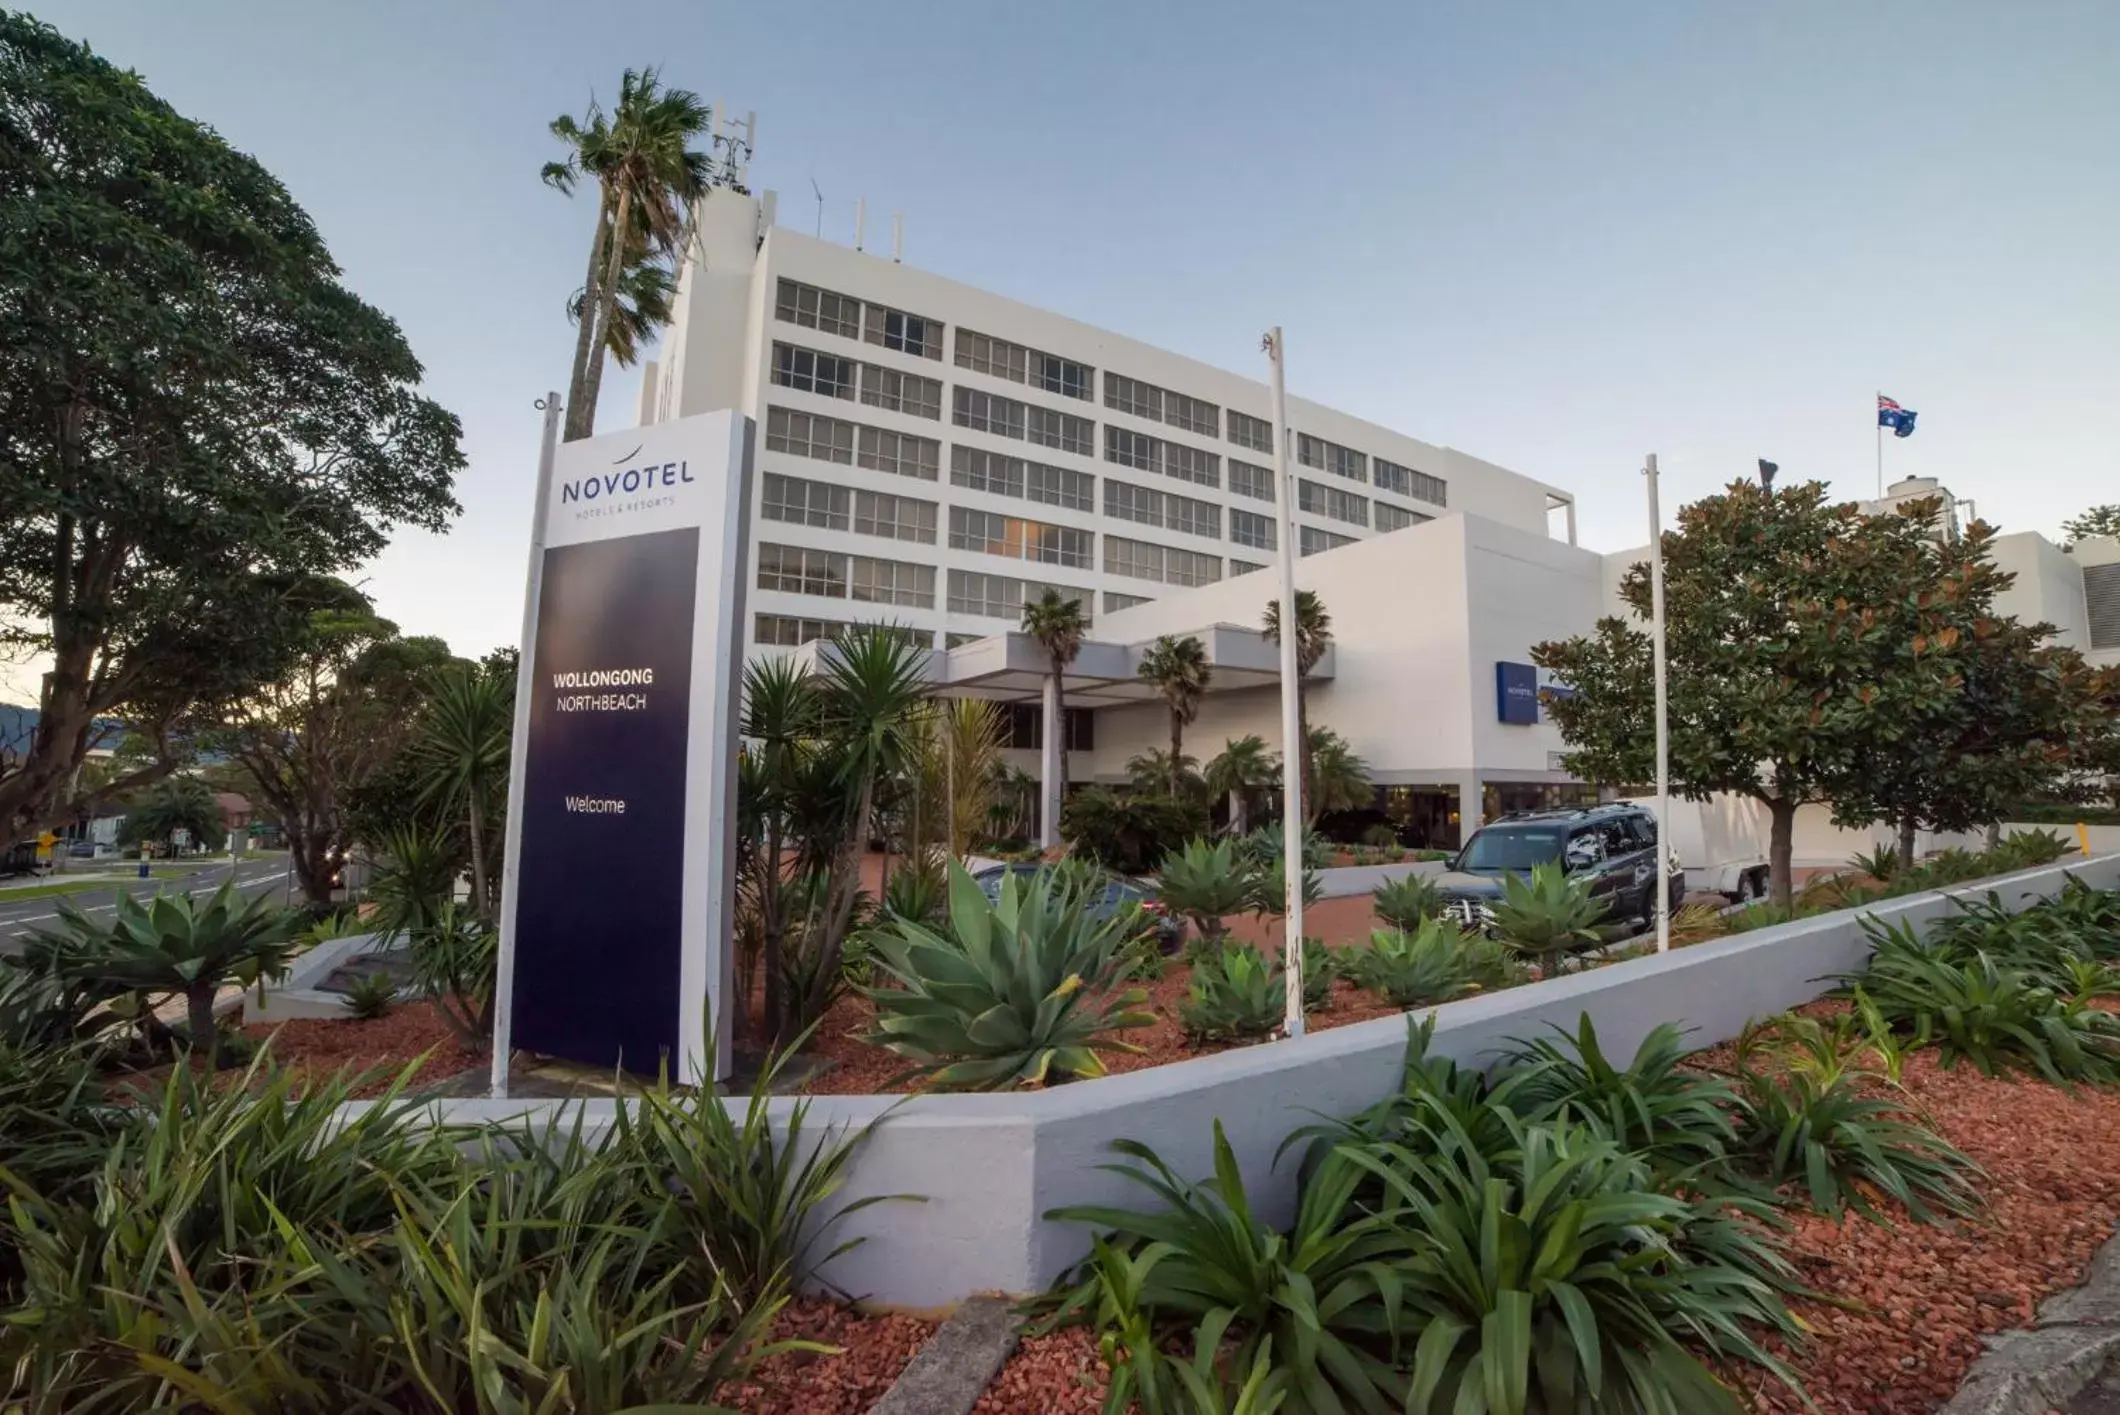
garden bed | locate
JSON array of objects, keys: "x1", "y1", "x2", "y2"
[{"x1": 236, "y1": 1001, "x2": 485, "y2": 1096}]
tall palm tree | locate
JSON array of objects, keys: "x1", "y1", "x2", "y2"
[
  {"x1": 1205, "y1": 735, "x2": 1276, "y2": 835},
  {"x1": 1020, "y1": 589, "x2": 1089, "y2": 820},
  {"x1": 1262, "y1": 590, "x2": 1333, "y2": 819},
  {"x1": 543, "y1": 68, "x2": 712, "y2": 442},
  {"x1": 1136, "y1": 634, "x2": 1212, "y2": 796}
]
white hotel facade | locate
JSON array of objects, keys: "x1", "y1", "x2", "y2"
[{"x1": 639, "y1": 188, "x2": 2120, "y2": 852}]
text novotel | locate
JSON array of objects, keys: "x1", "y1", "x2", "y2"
[{"x1": 561, "y1": 461, "x2": 694, "y2": 503}]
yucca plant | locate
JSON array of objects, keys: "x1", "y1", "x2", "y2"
[
  {"x1": 861, "y1": 862, "x2": 1152, "y2": 1088},
  {"x1": 1346, "y1": 920, "x2": 1484, "y2": 1008},
  {"x1": 1371, "y1": 872, "x2": 1445, "y2": 931},
  {"x1": 1155, "y1": 838, "x2": 1253, "y2": 946},
  {"x1": 24, "y1": 882, "x2": 298, "y2": 1068},
  {"x1": 1179, "y1": 943, "x2": 1284, "y2": 1043},
  {"x1": 409, "y1": 900, "x2": 498, "y2": 1046},
  {"x1": 339, "y1": 970, "x2": 396, "y2": 1021},
  {"x1": 1488, "y1": 861, "x2": 1607, "y2": 971},
  {"x1": 1499, "y1": 1016, "x2": 1740, "y2": 1182},
  {"x1": 1849, "y1": 843, "x2": 1900, "y2": 882},
  {"x1": 881, "y1": 850, "x2": 948, "y2": 925},
  {"x1": 1044, "y1": 1120, "x2": 1415, "y2": 1413}
]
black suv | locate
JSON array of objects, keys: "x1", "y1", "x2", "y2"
[{"x1": 1432, "y1": 804, "x2": 1681, "y2": 935}]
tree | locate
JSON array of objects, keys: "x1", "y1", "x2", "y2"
[
  {"x1": 1021, "y1": 589, "x2": 1090, "y2": 803},
  {"x1": 1262, "y1": 590, "x2": 1333, "y2": 816},
  {"x1": 1124, "y1": 749, "x2": 1204, "y2": 803},
  {"x1": 1205, "y1": 735, "x2": 1277, "y2": 835},
  {"x1": 214, "y1": 584, "x2": 459, "y2": 903},
  {"x1": 2064, "y1": 505, "x2": 2120, "y2": 546},
  {"x1": 543, "y1": 67, "x2": 713, "y2": 442},
  {"x1": 1306, "y1": 728, "x2": 1372, "y2": 819},
  {"x1": 405, "y1": 662, "x2": 514, "y2": 924},
  {"x1": 117, "y1": 778, "x2": 225, "y2": 853},
  {"x1": 1136, "y1": 635, "x2": 1213, "y2": 795},
  {"x1": 1534, "y1": 480, "x2": 1988, "y2": 907},
  {"x1": 0, "y1": 17, "x2": 464, "y2": 846}
]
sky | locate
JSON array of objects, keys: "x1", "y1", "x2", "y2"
[{"x1": 20, "y1": 0, "x2": 2120, "y2": 673}]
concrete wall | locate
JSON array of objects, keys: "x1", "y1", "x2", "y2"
[
  {"x1": 1993, "y1": 530, "x2": 2091, "y2": 653},
  {"x1": 360, "y1": 853, "x2": 2120, "y2": 1310}
]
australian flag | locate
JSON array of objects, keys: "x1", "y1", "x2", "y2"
[{"x1": 1878, "y1": 394, "x2": 1918, "y2": 438}]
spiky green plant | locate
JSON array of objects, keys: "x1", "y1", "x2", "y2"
[
  {"x1": 1488, "y1": 861, "x2": 1607, "y2": 971},
  {"x1": 342, "y1": 970, "x2": 397, "y2": 1021},
  {"x1": 1848, "y1": 844, "x2": 1900, "y2": 882},
  {"x1": 1346, "y1": 921, "x2": 1471, "y2": 1008},
  {"x1": 1300, "y1": 936, "x2": 1340, "y2": 1009},
  {"x1": 1371, "y1": 871, "x2": 1445, "y2": 931},
  {"x1": 1155, "y1": 838, "x2": 1253, "y2": 946},
  {"x1": 861, "y1": 862, "x2": 1152, "y2": 1088},
  {"x1": 1179, "y1": 944, "x2": 1283, "y2": 1043},
  {"x1": 1500, "y1": 1016, "x2": 1740, "y2": 1181}
]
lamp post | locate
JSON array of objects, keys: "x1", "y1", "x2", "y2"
[
  {"x1": 1263, "y1": 328, "x2": 1304, "y2": 1036},
  {"x1": 1644, "y1": 453, "x2": 1671, "y2": 954}
]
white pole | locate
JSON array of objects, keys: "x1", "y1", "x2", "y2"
[
  {"x1": 490, "y1": 391, "x2": 563, "y2": 1098},
  {"x1": 1645, "y1": 453, "x2": 1671, "y2": 954},
  {"x1": 1875, "y1": 391, "x2": 1884, "y2": 499},
  {"x1": 1264, "y1": 328, "x2": 1304, "y2": 1037}
]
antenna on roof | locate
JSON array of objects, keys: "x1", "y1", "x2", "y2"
[
  {"x1": 854, "y1": 197, "x2": 866, "y2": 251},
  {"x1": 808, "y1": 177, "x2": 823, "y2": 238},
  {"x1": 711, "y1": 100, "x2": 755, "y2": 190},
  {"x1": 891, "y1": 211, "x2": 903, "y2": 263}
]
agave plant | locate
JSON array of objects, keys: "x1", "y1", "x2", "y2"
[
  {"x1": 21, "y1": 882, "x2": 298, "y2": 1068},
  {"x1": 861, "y1": 863, "x2": 1153, "y2": 1088},
  {"x1": 1848, "y1": 843, "x2": 1900, "y2": 882},
  {"x1": 1346, "y1": 920, "x2": 1484, "y2": 1008},
  {"x1": 1371, "y1": 872, "x2": 1444, "y2": 931},
  {"x1": 342, "y1": 970, "x2": 398, "y2": 1021},
  {"x1": 1154, "y1": 838, "x2": 1253, "y2": 946},
  {"x1": 1179, "y1": 943, "x2": 1283, "y2": 1043},
  {"x1": 1489, "y1": 861, "x2": 1608, "y2": 970}
]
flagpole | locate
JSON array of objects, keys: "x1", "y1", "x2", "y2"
[
  {"x1": 1263, "y1": 327, "x2": 1304, "y2": 1040},
  {"x1": 1645, "y1": 454, "x2": 1671, "y2": 955}
]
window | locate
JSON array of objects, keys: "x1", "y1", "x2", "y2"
[
  {"x1": 1105, "y1": 591, "x2": 1151, "y2": 612},
  {"x1": 1103, "y1": 426, "x2": 1218, "y2": 486},
  {"x1": 853, "y1": 488, "x2": 937, "y2": 543},
  {"x1": 857, "y1": 426, "x2": 940, "y2": 480},
  {"x1": 1375, "y1": 502, "x2": 1431, "y2": 533},
  {"x1": 848, "y1": 555, "x2": 935, "y2": 607},
  {"x1": 761, "y1": 472, "x2": 849, "y2": 530},
  {"x1": 946, "y1": 568, "x2": 1090, "y2": 622},
  {"x1": 955, "y1": 329, "x2": 1030, "y2": 382},
  {"x1": 1297, "y1": 433, "x2": 1368, "y2": 484},
  {"x1": 945, "y1": 631, "x2": 984, "y2": 648},
  {"x1": 951, "y1": 445, "x2": 1024, "y2": 499},
  {"x1": 1105, "y1": 424, "x2": 1155, "y2": 470},
  {"x1": 1229, "y1": 459, "x2": 1275, "y2": 502},
  {"x1": 948, "y1": 507, "x2": 1091, "y2": 569},
  {"x1": 1166, "y1": 547, "x2": 1221, "y2": 587},
  {"x1": 1299, "y1": 525, "x2": 1354, "y2": 557},
  {"x1": 755, "y1": 613, "x2": 849, "y2": 646},
  {"x1": 1227, "y1": 409, "x2": 1273, "y2": 453},
  {"x1": 953, "y1": 386, "x2": 1027, "y2": 439},
  {"x1": 765, "y1": 406, "x2": 855, "y2": 464},
  {"x1": 1103, "y1": 536, "x2": 1221, "y2": 587},
  {"x1": 863, "y1": 302, "x2": 942, "y2": 359},
  {"x1": 1034, "y1": 352, "x2": 1093, "y2": 400},
  {"x1": 775, "y1": 278, "x2": 860, "y2": 339},
  {"x1": 1103, "y1": 481, "x2": 1218, "y2": 539},
  {"x1": 1374, "y1": 458, "x2": 1448, "y2": 506},
  {"x1": 1104, "y1": 373, "x2": 1163, "y2": 421},
  {"x1": 771, "y1": 342, "x2": 855, "y2": 399},
  {"x1": 1229, "y1": 559, "x2": 1265, "y2": 576},
  {"x1": 757, "y1": 543, "x2": 847, "y2": 598},
  {"x1": 1165, "y1": 391, "x2": 1220, "y2": 437},
  {"x1": 859, "y1": 364, "x2": 942, "y2": 419},
  {"x1": 1300, "y1": 479, "x2": 1369, "y2": 527},
  {"x1": 1022, "y1": 459, "x2": 1094, "y2": 511},
  {"x1": 1024, "y1": 405, "x2": 1094, "y2": 456},
  {"x1": 1165, "y1": 441, "x2": 1220, "y2": 487},
  {"x1": 1230, "y1": 508, "x2": 1276, "y2": 551}
]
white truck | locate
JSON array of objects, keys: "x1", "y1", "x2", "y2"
[{"x1": 1624, "y1": 794, "x2": 1773, "y2": 903}]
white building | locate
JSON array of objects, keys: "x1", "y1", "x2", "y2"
[{"x1": 640, "y1": 190, "x2": 2117, "y2": 852}]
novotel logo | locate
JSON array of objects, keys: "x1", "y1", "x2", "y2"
[{"x1": 560, "y1": 443, "x2": 696, "y2": 503}]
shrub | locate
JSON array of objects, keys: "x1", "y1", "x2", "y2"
[
  {"x1": 408, "y1": 900, "x2": 497, "y2": 1046},
  {"x1": 1346, "y1": 920, "x2": 1488, "y2": 1007},
  {"x1": 1062, "y1": 787, "x2": 1208, "y2": 875},
  {"x1": 1731, "y1": 1018, "x2": 1981, "y2": 1223},
  {"x1": 1992, "y1": 828, "x2": 2075, "y2": 870},
  {"x1": 881, "y1": 853, "x2": 948, "y2": 925},
  {"x1": 1359, "y1": 822, "x2": 1397, "y2": 848},
  {"x1": 1155, "y1": 838, "x2": 1253, "y2": 945},
  {"x1": 1299, "y1": 936, "x2": 1340, "y2": 1010},
  {"x1": 1849, "y1": 844, "x2": 1900, "y2": 882},
  {"x1": 1489, "y1": 861, "x2": 1607, "y2": 969},
  {"x1": 366, "y1": 823, "x2": 462, "y2": 937},
  {"x1": 343, "y1": 970, "x2": 397, "y2": 1021},
  {"x1": 1179, "y1": 943, "x2": 1283, "y2": 1043},
  {"x1": 1371, "y1": 872, "x2": 1444, "y2": 930},
  {"x1": 1500, "y1": 1016, "x2": 1740, "y2": 1181},
  {"x1": 862, "y1": 863, "x2": 1152, "y2": 1088}
]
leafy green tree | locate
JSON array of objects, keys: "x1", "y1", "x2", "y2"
[
  {"x1": 0, "y1": 16, "x2": 463, "y2": 845},
  {"x1": 1136, "y1": 635, "x2": 1213, "y2": 795},
  {"x1": 117, "y1": 778, "x2": 225, "y2": 854},
  {"x1": 2064, "y1": 505, "x2": 2120, "y2": 545},
  {"x1": 214, "y1": 583, "x2": 459, "y2": 902},
  {"x1": 1262, "y1": 591, "x2": 1332, "y2": 817},
  {"x1": 1021, "y1": 589, "x2": 1090, "y2": 814},
  {"x1": 543, "y1": 67, "x2": 713, "y2": 441},
  {"x1": 1204, "y1": 735, "x2": 1277, "y2": 836},
  {"x1": 1536, "y1": 480, "x2": 1978, "y2": 907}
]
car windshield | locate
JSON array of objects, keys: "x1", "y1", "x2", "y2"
[{"x1": 1455, "y1": 826, "x2": 1565, "y2": 872}]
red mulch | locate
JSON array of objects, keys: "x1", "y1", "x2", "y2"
[
  {"x1": 239, "y1": 1001, "x2": 486, "y2": 1097},
  {"x1": 973, "y1": 1327, "x2": 1110, "y2": 1414},
  {"x1": 720, "y1": 1298, "x2": 935, "y2": 1414}
]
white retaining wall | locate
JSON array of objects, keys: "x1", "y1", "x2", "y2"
[{"x1": 348, "y1": 854, "x2": 2120, "y2": 1310}]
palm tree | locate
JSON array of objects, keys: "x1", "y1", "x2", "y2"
[
  {"x1": 543, "y1": 68, "x2": 713, "y2": 442},
  {"x1": 1020, "y1": 589, "x2": 1089, "y2": 834},
  {"x1": 1124, "y1": 748, "x2": 1203, "y2": 801},
  {"x1": 1205, "y1": 735, "x2": 1277, "y2": 835},
  {"x1": 1262, "y1": 590, "x2": 1333, "y2": 818},
  {"x1": 942, "y1": 698, "x2": 1004, "y2": 859},
  {"x1": 407, "y1": 666, "x2": 513, "y2": 924},
  {"x1": 1306, "y1": 727, "x2": 1372, "y2": 821},
  {"x1": 1136, "y1": 634, "x2": 1212, "y2": 795}
]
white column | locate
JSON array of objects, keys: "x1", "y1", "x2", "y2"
[{"x1": 1040, "y1": 677, "x2": 1063, "y2": 849}]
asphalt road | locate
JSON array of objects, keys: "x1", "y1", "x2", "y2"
[{"x1": 0, "y1": 855, "x2": 293, "y2": 953}]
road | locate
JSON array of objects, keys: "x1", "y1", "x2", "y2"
[{"x1": 0, "y1": 855, "x2": 294, "y2": 954}]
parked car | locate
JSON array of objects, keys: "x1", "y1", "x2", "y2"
[
  {"x1": 1, "y1": 841, "x2": 40, "y2": 878},
  {"x1": 1431, "y1": 803, "x2": 1684, "y2": 938},
  {"x1": 969, "y1": 861, "x2": 1187, "y2": 953}
]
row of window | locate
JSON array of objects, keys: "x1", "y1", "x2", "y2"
[
  {"x1": 947, "y1": 507, "x2": 1093, "y2": 569},
  {"x1": 952, "y1": 386, "x2": 1095, "y2": 456},
  {"x1": 1104, "y1": 425, "x2": 1220, "y2": 487},
  {"x1": 772, "y1": 342, "x2": 946, "y2": 420},
  {"x1": 761, "y1": 472, "x2": 938, "y2": 543},
  {"x1": 946, "y1": 569, "x2": 1092, "y2": 624},
  {"x1": 756, "y1": 543, "x2": 939, "y2": 607},
  {"x1": 775, "y1": 280, "x2": 1449, "y2": 507},
  {"x1": 765, "y1": 407, "x2": 941, "y2": 480},
  {"x1": 1300, "y1": 478, "x2": 1371, "y2": 528},
  {"x1": 1104, "y1": 480, "x2": 1220, "y2": 539},
  {"x1": 950, "y1": 445, "x2": 1095, "y2": 512},
  {"x1": 998, "y1": 701, "x2": 1096, "y2": 751},
  {"x1": 1104, "y1": 536, "x2": 1223, "y2": 588}
]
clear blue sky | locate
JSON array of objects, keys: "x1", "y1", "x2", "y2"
[{"x1": 30, "y1": 0, "x2": 2120, "y2": 662}]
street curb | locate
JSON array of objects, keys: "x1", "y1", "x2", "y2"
[
  {"x1": 1939, "y1": 1226, "x2": 2120, "y2": 1415},
  {"x1": 866, "y1": 1295, "x2": 1020, "y2": 1415}
]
